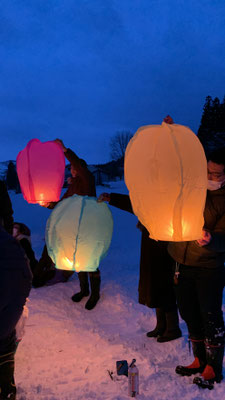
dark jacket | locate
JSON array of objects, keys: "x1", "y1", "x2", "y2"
[
  {"x1": 168, "y1": 186, "x2": 225, "y2": 268},
  {"x1": 0, "y1": 181, "x2": 14, "y2": 234},
  {"x1": 0, "y1": 226, "x2": 32, "y2": 344},
  {"x1": 109, "y1": 193, "x2": 176, "y2": 309},
  {"x1": 48, "y1": 149, "x2": 96, "y2": 209},
  {"x1": 16, "y1": 234, "x2": 38, "y2": 274}
]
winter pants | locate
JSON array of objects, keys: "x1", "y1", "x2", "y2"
[{"x1": 174, "y1": 264, "x2": 225, "y2": 346}]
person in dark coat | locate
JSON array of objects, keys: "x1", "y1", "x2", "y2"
[
  {"x1": 0, "y1": 180, "x2": 14, "y2": 235},
  {"x1": 98, "y1": 192, "x2": 181, "y2": 342},
  {"x1": 170, "y1": 147, "x2": 225, "y2": 389},
  {"x1": 12, "y1": 222, "x2": 38, "y2": 275},
  {"x1": 33, "y1": 139, "x2": 100, "y2": 310},
  {"x1": 0, "y1": 226, "x2": 32, "y2": 400}
]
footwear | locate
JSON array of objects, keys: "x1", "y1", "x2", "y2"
[
  {"x1": 193, "y1": 344, "x2": 224, "y2": 390},
  {"x1": 157, "y1": 328, "x2": 182, "y2": 342},
  {"x1": 71, "y1": 291, "x2": 89, "y2": 302},
  {"x1": 176, "y1": 357, "x2": 205, "y2": 376},
  {"x1": 71, "y1": 272, "x2": 89, "y2": 302},
  {"x1": 176, "y1": 339, "x2": 206, "y2": 376},
  {"x1": 193, "y1": 365, "x2": 223, "y2": 390},
  {"x1": 157, "y1": 309, "x2": 182, "y2": 342},
  {"x1": 146, "y1": 308, "x2": 166, "y2": 338},
  {"x1": 85, "y1": 270, "x2": 101, "y2": 310}
]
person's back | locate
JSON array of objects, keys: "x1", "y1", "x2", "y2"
[{"x1": 0, "y1": 226, "x2": 32, "y2": 399}]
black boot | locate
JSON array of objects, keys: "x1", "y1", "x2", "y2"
[
  {"x1": 157, "y1": 308, "x2": 182, "y2": 342},
  {"x1": 146, "y1": 308, "x2": 166, "y2": 337},
  {"x1": 176, "y1": 339, "x2": 206, "y2": 376},
  {"x1": 0, "y1": 352, "x2": 16, "y2": 400},
  {"x1": 71, "y1": 272, "x2": 89, "y2": 302},
  {"x1": 85, "y1": 270, "x2": 101, "y2": 310},
  {"x1": 193, "y1": 345, "x2": 224, "y2": 389}
]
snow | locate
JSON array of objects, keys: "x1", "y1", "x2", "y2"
[{"x1": 9, "y1": 181, "x2": 225, "y2": 399}]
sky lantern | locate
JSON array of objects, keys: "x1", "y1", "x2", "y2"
[
  {"x1": 124, "y1": 122, "x2": 208, "y2": 241},
  {"x1": 45, "y1": 195, "x2": 113, "y2": 272},
  {"x1": 16, "y1": 139, "x2": 65, "y2": 205}
]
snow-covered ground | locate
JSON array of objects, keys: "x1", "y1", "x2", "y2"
[{"x1": 10, "y1": 181, "x2": 225, "y2": 400}]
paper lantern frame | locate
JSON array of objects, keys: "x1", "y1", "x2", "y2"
[
  {"x1": 124, "y1": 122, "x2": 207, "y2": 241},
  {"x1": 46, "y1": 195, "x2": 113, "y2": 272},
  {"x1": 16, "y1": 139, "x2": 65, "y2": 204}
]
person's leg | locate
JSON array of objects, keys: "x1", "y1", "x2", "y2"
[
  {"x1": 174, "y1": 265, "x2": 206, "y2": 375},
  {"x1": 32, "y1": 245, "x2": 55, "y2": 288},
  {"x1": 0, "y1": 332, "x2": 17, "y2": 400},
  {"x1": 85, "y1": 269, "x2": 101, "y2": 310},
  {"x1": 193, "y1": 267, "x2": 225, "y2": 388},
  {"x1": 146, "y1": 308, "x2": 166, "y2": 337},
  {"x1": 157, "y1": 305, "x2": 182, "y2": 342},
  {"x1": 71, "y1": 272, "x2": 89, "y2": 302}
]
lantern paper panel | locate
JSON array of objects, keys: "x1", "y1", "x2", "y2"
[
  {"x1": 16, "y1": 139, "x2": 65, "y2": 204},
  {"x1": 124, "y1": 122, "x2": 208, "y2": 241},
  {"x1": 46, "y1": 195, "x2": 113, "y2": 272}
]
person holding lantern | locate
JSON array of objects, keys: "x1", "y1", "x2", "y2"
[
  {"x1": 170, "y1": 146, "x2": 225, "y2": 390},
  {"x1": 98, "y1": 116, "x2": 182, "y2": 342},
  {"x1": 97, "y1": 192, "x2": 182, "y2": 342},
  {"x1": 34, "y1": 140, "x2": 101, "y2": 310},
  {"x1": 0, "y1": 225, "x2": 32, "y2": 400}
]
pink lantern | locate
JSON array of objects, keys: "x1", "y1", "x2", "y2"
[{"x1": 17, "y1": 139, "x2": 65, "y2": 205}]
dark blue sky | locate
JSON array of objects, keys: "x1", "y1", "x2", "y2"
[{"x1": 1, "y1": 0, "x2": 225, "y2": 164}]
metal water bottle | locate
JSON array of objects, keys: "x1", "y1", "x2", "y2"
[{"x1": 128, "y1": 359, "x2": 139, "y2": 397}]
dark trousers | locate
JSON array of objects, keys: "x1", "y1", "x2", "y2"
[{"x1": 174, "y1": 264, "x2": 225, "y2": 346}]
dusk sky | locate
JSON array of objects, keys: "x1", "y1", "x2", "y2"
[{"x1": 1, "y1": 0, "x2": 225, "y2": 164}]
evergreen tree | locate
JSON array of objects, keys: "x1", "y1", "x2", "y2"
[
  {"x1": 6, "y1": 161, "x2": 20, "y2": 192},
  {"x1": 197, "y1": 95, "x2": 225, "y2": 155}
]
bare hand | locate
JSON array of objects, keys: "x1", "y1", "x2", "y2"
[
  {"x1": 67, "y1": 177, "x2": 73, "y2": 184},
  {"x1": 97, "y1": 193, "x2": 110, "y2": 203},
  {"x1": 163, "y1": 115, "x2": 174, "y2": 124},
  {"x1": 196, "y1": 230, "x2": 212, "y2": 246},
  {"x1": 54, "y1": 139, "x2": 67, "y2": 152}
]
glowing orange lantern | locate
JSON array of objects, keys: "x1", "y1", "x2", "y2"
[
  {"x1": 124, "y1": 122, "x2": 208, "y2": 241},
  {"x1": 16, "y1": 139, "x2": 65, "y2": 204}
]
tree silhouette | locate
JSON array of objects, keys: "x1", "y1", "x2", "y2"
[
  {"x1": 110, "y1": 130, "x2": 133, "y2": 161},
  {"x1": 197, "y1": 95, "x2": 225, "y2": 156},
  {"x1": 6, "y1": 161, "x2": 20, "y2": 192}
]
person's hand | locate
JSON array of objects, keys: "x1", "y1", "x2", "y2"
[
  {"x1": 67, "y1": 177, "x2": 73, "y2": 184},
  {"x1": 54, "y1": 139, "x2": 67, "y2": 152},
  {"x1": 163, "y1": 115, "x2": 174, "y2": 124},
  {"x1": 196, "y1": 230, "x2": 212, "y2": 246},
  {"x1": 97, "y1": 193, "x2": 110, "y2": 203}
]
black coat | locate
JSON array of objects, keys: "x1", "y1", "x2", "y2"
[
  {"x1": 0, "y1": 180, "x2": 14, "y2": 234},
  {"x1": 168, "y1": 186, "x2": 225, "y2": 267},
  {"x1": 17, "y1": 236, "x2": 38, "y2": 274},
  {"x1": 0, "y1": 226, "x2": 32, "y2": 349},
  {"x1": 109, "y1": 193, "x2": 176, "y2": 309}
]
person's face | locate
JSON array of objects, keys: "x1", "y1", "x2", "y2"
[
  {"x1": 13, "y1": 224, "x2": 20, "y2": 238},
  {"x1": 207, "y1": 161, "x2": 225, "y2": 182},
  {"x1": 70, "y1": 166, "x2": 77, "y2": 178}
]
